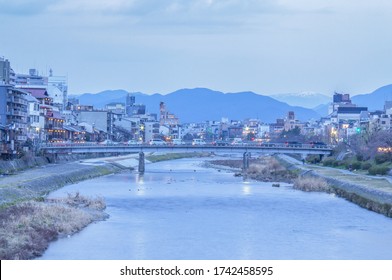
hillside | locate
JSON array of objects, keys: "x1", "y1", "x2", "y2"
[{"x1": 352, "y1": 84, "x2": 392, "y2": 111}]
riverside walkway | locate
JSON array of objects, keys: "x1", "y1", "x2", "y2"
[{"x1": 278, "y1": 154, "x2": 392, "y2": 207}]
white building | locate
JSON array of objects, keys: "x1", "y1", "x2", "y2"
[
  {"x1": 144, "y1": 121, "x2": 160, "y2": 143},
  {"x1": 48, "y1": 72, "x2": 68, "y2": 111}
]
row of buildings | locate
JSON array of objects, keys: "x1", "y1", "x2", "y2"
[{"x1": 1, "y1": 55, "x2": 392, "y2": 158}]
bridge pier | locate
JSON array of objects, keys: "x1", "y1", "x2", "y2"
[
  {"x1": 138, "y1": 152, "x2": 145, "y2": 174},
  {"x1": 243, "y1": 152, "x2": 251, "y2": 171}
]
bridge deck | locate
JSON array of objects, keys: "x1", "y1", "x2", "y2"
[{"x1": 40, "y1": 143, "x2": 332, "y2": 156}]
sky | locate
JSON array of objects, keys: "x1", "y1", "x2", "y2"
[{"x1": 1, "y1": 0, "x2": 391, "y2": 96}]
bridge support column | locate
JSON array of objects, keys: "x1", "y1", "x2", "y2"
[
  {"x1": 243, "y1": 152, "x2": 250, "y2": 171},
  {"x1": 138, "y1": 152, "x2": 145, "y2": 174}
]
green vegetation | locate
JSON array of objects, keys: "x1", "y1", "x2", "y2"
[
  {"x1": 375, "y1": 153, "x2": 392, "y2": 164},
  {"x1": 146, "y1": 152, "x2": 209, "y2": 163},
  {"x1": 0, "y1": 192, "x2": 107, "y2": 260},
  {"x1": 368, "y1": 166, "x2": 390, "y2": 176},
  {"x1": 320, "y1": 155, "x2": 391, "y2": 176}
]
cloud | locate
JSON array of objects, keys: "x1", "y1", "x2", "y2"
[
  {"x1": 46, "y1": 0, "x2": 287, "y2": 20},
  {"x1": 0, "y1": 0, "x2": 57, "y2": 15},
  {"x1": 48, "y1": 0, "x2": 281, "y2": 14}
]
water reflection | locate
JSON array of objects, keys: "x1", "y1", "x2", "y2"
[
  {"x1": 241, "y1": 184, "x2": 252, "y2": 196},
  {"x1": 134, "y1": 174, "x2": 146, "y2": 196}
]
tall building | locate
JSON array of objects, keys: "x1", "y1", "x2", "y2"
[
  {"x1": 328, "y1": 92, "x2": 356, "y2": 115},
  {"x1": 126, "y1": 94, "x2": 135, "y2": 107},
  {"x1": 0, "y1": 57, "x2": 15, "y2": 85},
  {"x1": 159, "y1": 102, "x2": 179, "y2": 126},
  {"x1": 126, "y1": 93, "x2": 146, "y2": 116},
  {"x1": 15, "y1": 69, "x2": 47, "y2": 85},
  {"x1": 0, "y1": 84, "x2": 28, "y2": 157}
]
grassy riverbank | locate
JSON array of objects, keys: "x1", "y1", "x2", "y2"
[
  {"x1": 209, "y1": 155, "x2": 392, "y2": 217},
  {"x1": 0, "y1": 192, "x2": 107, "y2": 260},
  {"x1": 146, "y1": 152, "x2": 211, "y2": 163},
  {"x1": 0, "y1": 157, "x2": 129, "y2": 259},
  {"x1": 209, "y1": 156, "x2": 297, "y2": 182}
]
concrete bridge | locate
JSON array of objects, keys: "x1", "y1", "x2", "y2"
[{"x1": 40, "y1": 142, "x2": 332, "y2": 173}]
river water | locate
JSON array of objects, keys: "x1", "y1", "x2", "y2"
[{"x1": 40, "y1": 157, "x2": 392, "y2": 260}]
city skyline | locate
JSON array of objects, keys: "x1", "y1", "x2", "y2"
[{"x1": 1, "y1": 0, "x2": 392, "y2": 96}]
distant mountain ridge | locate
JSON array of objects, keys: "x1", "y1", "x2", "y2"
[
  {"x1": 271, "y1": 92, "x2": 331, "y2": 108},
  {"x1": 70, "y1": 88, "x2": 320, "y2": 123},
  {"x1": 352, "y1": 84, "x2": 392, "y2": 111},
  {"x1": 70, "y1": 85, "x2": 392, "y2": 122}
]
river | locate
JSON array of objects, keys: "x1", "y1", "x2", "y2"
[{"x1": 39, "y1": 157, "x2": 392, "y2": 260}]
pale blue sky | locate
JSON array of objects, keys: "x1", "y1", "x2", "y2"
[{"x1": 1, "y1": 0, "x2": 391, "y2": 95}]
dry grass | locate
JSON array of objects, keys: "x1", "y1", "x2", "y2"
[
  {"x1": 0, "y1": 192, "x2": 107, "y2": 260},
  {"x1": 246, "y1": 157, "x2": 296, "y2": 182},
  {"x1": 293, "y1": 176, "x2": 332, "y2": 192}
]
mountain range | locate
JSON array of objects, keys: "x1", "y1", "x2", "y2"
[
  {"x1": 72, "y1": 88, "x2": 320, "y2": 123},
  {"x1": 70, "y1": 85, "x2": 392, "y2": 123}
]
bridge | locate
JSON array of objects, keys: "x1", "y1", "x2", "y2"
[{"x1": 40, "y1": 142, "x2": 332, "y2": 173}]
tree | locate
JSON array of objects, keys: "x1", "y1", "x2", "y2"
[
  {"x1": 277, "y1": 127, "x2": 305, "y2": 142},
  {"x1": 349, "y1": 129, "x2": 392, "y2": 160}
]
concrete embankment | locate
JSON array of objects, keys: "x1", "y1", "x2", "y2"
[
  {"x1": 0, "y1": 154, "x2": 140, "y2": 207},
  {"x1": 278, "y1": 155, "x2": 392, "y2": 218}
]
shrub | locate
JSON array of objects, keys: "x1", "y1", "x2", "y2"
[
  {"x1": 375, "y1": 154, "x2": 391, "y2": 164},
  {"x1": 306, "y1": 155, "x2": 321, "y2": 164},
  {"x1": 361, "y1": 162, "x2": 372, "y2": 170},
  {"x1": 332, "y1": 160, "x2": 341, "y2": 167},
  {"x1": 350, "y1": 161, "x2": 362, "y2": 170},
  {"x1": 322, "y1": 158, "x2": 335, "y2": 166},
  {"x1": 368, "y1": 166, "x2": 390, "y2": 175},
  {"x1": 293, "y1": 176, "x2": 332, "y2": 192}
]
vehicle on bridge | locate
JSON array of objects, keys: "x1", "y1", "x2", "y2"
[
  {"x1": 285, "y1": 141, "x2": 302, "y2": 147},
  {"x1": 125, "y1": 140, "x2": 142, "y2": 145},
  {"x1": 99, "y1": 140, "x2": 119, "y2": 145},
  {"x1": 172, "y1": 139, "x2": 186, "y2": 145},
  {"x1": 213, "y1": 139, "x2": 230, "y2": 146},
  {"x1": 309, "y1": 141, "x2": 327, "y2": 148},
  {"x1": 192, "y1": 139, "x2": 207, "y2": 145},
  {"x1": 231, "y1": 138, "x2": 245, "y2": 146},
  {"x1": 149, "y1": 139, "x2": 167, "y2": 146}
]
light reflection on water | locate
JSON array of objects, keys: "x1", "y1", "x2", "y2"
[{"x1": 40, "y1": 157, "x2": 392, "y2": 260}]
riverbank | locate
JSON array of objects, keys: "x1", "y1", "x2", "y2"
[
  {"x1": 208, "y1": 156, "x2": 297, "y2": 183},
  {"x1": 0, "y1": 193, "x2": 108, "y2": 260},
  {"x1": 278, "y1": 154, "x2": 392, "y2": 218},
  {"x1": 0, "y1": 154, "x2": 141, "y2": 259},
  {"x1": 209, "y1": 155, "x2": 392, "y2": 218}
]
